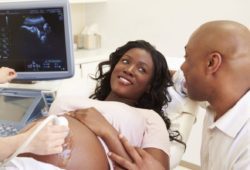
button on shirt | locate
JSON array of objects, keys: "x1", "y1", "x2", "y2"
[{"x1": 201, "y1": 91, "x2": 250, "y2": 170}]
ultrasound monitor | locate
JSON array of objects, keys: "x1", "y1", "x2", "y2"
[{"x1": 0, "y1": 0, "x2": 74, "y2": 80}]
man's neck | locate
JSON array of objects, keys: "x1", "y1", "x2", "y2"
[{"x1": 210, "y1": 89, "x2": 248, "y2": 121}]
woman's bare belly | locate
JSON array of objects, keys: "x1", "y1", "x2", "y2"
[{"x1": 19, "y1": 116, "x2": 109, "y2": 170}]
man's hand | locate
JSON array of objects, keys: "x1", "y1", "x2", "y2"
[{"x1": 108, "y1": 134, "x2": 165, "y2": 170}]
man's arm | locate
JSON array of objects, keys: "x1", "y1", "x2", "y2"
[{"x1": 108, "y1": 134, "x2": 166, "y2": 170}]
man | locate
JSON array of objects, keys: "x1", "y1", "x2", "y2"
[{"x1": 108, "y1": 20, "x2": 250, "y2": 169}]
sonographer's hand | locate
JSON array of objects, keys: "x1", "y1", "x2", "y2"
[
  {"x1": 0, "y1": 67, "x2": 16, "y2": 83},
  {"x1": 22, "y1": 121, "x2": 69, "y2": 155}
]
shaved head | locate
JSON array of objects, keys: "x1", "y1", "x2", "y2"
[
  {"x1": 188, "y1": 20, "x2": 250, "y2": 86},
  {"x1": 190, "y1": 20, "x2": 250, "y2": 60},
  {"x1": 182, "y1": 20, "x2": 250, "y2": 116}
]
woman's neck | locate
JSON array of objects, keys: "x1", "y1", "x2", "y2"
[{"x1": 105, "y1": 93, "x2": 136, "y2": 106}]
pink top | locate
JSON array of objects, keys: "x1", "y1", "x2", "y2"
[{"x1": 49, "y1": 96, "x2": 170, "y2": 156}]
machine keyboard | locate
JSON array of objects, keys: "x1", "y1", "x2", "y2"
[{"x1": 0, "y1": 124, "x2": 19, "y2": 137}]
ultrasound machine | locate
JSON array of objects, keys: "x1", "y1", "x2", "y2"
[{"x1": 0, "y1": 0, "x2": 74, "y2": 137}]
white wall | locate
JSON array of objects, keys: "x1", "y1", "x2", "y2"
[
  {"x1": 70, "y1": 4, "x2": 85, "y2": 36},
  {"x1": 84, "y1": 0, "x2": 250, "y2": 58}
]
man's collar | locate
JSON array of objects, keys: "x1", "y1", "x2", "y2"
[{"x1": 208, "y1": 91, "x2": 250, "y2": 138}]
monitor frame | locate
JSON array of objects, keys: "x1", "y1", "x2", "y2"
[{"x1": 0, "y1": 0, "x2": 74, "y2": 80}]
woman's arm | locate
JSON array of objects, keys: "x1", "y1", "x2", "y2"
[
  {"x1": 169, "y1": 70, "x2": 176, "y2": 77},
  {"x1": 70, "y1": 108, "x2": 169, "y2": 169},
  {"x1": 69, "y1": 108, "x2": 132, "y2": 162}
]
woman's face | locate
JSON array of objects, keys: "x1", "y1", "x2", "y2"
[{"x1": 110, "y1": 48, "x2": 154, "y2": 103}]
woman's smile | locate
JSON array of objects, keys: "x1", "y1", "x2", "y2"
[{"x1": 118, "y1": 76, "x2": 133, "y2": 85}]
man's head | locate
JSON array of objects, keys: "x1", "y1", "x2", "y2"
[{"x1": 181, "y1": 20, "x2": 250, "y2": 103}]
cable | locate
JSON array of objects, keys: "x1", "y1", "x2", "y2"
[{"x1": 0, "y1": 115, "x2": 57, "y2": 167}]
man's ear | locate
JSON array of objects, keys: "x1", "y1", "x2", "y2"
[{"x1": 207, "y1": 52, "x2": 222, "y2": 74}]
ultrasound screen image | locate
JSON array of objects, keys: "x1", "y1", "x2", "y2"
[{"x1": 0, "y1": 7, "x2": 67, "y2": 71}]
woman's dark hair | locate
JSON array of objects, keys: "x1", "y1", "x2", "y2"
[{"x1": 90, "y1": 40, "x2": 185, "y2": 146}]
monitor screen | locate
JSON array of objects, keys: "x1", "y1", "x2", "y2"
[
  {"x1": 0, "y1": 95, "x2": 34, "y2": 122},
  {"x1": 0, "y1": 0, "x2": 74, "y2": 80}
]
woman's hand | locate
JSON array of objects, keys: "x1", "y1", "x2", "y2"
[
  {"x1": 68, "y1": 108, "x2": 113, "y2": 137},
  {"x1": 108, "y1": 135, "x2": 165, "y2": 170},
  {"x1": 68, "y1": 108, "x2": 133, "y2": 166},
  {"x1": 22, "y1": 120, "x2": 69, "y2": 155}
]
